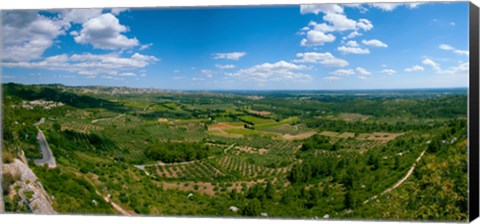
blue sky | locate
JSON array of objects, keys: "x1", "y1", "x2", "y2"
[{"x1": 1, "y1": 2, "x2": 469, "y2": 90}]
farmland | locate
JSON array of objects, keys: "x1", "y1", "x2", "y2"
[{"x1": 1, "y1": 83, "x2": 468, "y2": 221}]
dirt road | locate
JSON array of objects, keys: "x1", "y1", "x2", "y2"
[
  {"x1": 94, "y1": 190, "x2": 132, "y2": 216},
  {"x1": 134, "y1": 155, "x2": 217, "y2": 170},
  {"x1": 363, "y1": 149, "x2": 426, "y2": 205}
]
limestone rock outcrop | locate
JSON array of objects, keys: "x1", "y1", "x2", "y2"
[{"x1": 3, "y1": 159, "x2": 56, "y2": 214}]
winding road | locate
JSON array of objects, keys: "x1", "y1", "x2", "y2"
[{"x1": 33, "y1": 128, "x2": 57, "y2": 168}]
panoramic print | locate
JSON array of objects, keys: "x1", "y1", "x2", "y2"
[{"x1": 1, "y1": 2, "x2": 469, "y2": 221}]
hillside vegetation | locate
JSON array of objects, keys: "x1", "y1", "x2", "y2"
[{"x1": 2, "y1": 83, "x2": 468, "y2": 221}]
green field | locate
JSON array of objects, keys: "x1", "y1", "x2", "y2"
[
  {"x1": 239, "y1": 115, "x2": 276, "y2": 125},
  {"x1": 254, "y1": 116, "x2": 300, "y2": 130}
]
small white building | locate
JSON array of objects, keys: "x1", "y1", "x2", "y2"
[
  {"x1": 229, "y1": 206, "x2": 239, "y2": 212},
  {"x1": 260, "y1": 213, "x2": 268, "y2": 217},
  {"x1": 451, "y1": 137, "x2": 458, "y2": 144}
]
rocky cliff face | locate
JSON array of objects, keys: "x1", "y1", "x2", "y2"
[{"x1": 3, "y1": 159, "x2": 56, "y2": 214}]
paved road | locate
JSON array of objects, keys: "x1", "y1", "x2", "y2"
[{"x1": 33, "y1": 129, "x2": 57, "y2": 168}]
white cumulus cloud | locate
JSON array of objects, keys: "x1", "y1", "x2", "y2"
[
  {"x1": 3, "y1": 52, "x2": 158, "y2": 77},
  {"x1": 343, "y1": 31, "x2": 362, "y2": 40},
  {"x1": 300, "y1": 30, "x2": 336, "y2": 46},
  {"x1": 225, "y1": 61, "x2": 312, "y2": 82},
  {"x1": 322, "y1": 13, "x2": 359, "y2": 31},
  {"x1": 294, "y1": 52, "x2": 349, "y2": 67},
  {"x1": 381, "y1": 69, "x2": 397, "y2": 75},
  {"x1": 439, "y1": 44, "x2": 454, "y2": 51},
  {"x1": 454, "y1": 50, "x2": 469, "y2": 56},
  {"x1": 72, "y1": 13, "x2": 139, "y2": 50},
  {"x1": 111, "y1": 8, "x2": 129, "y2": 15},
  {"x1": 420, "y1": 57, "x2": 468, "y2": 75},
  {"x1": 212, "y1": 52, "x2": 247, "y2": 60},
  {"x1": 370, "y1": 3, "x2": 424, "y2": 11},
  {"x1": 118, "y1": 72, "x2": 137, "y2": 77},
  {"x1": 59, "y1": 9, "x2": 103, "y2": 24},
  {"x1": 439, "y1": 44, "x2": 468, "y2": 56},
  {"x1": 337, "y1": 46, "x2": 370, "y2": 54},
  {"x1": 299, "y1": 4, "x2": 373, "y2": 46},
  {"x1": 362, "y1": 39, "x2": 388, "y2": 47},
  {"x1": 404, "y1": 65, "x2": 425, "y2": 72},
  {"x1": 140, "y1": 43, "x2": 153, "y2": 50},
  {"x1": 331, "y1": 69, "x2": 355, "y2": 76},
  {"x1": 300, "y1": 4, "x2": 344, "y2": 15},
  {"x1": 2, "y1": 11, "x2": 69, "y2": 62},
  {"x1": 422, "y1": 58, "x2": 441, "y2": 71},
  {"x1": 215, "y1": 64, "x2": 235, "y2": 69},
  {"x1": 440, "y1": 62, "x2": 468, "y2": 75},
  {"x1": 355, "y1": 67, "x2": 371, "y2": 75},
  {"x1": 346, "y1": 40, "x2": 359, "y2": 47}
]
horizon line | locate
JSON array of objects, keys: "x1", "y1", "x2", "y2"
[{"x1": 2, "y1": 82, "x2": 469, "y2": 92}]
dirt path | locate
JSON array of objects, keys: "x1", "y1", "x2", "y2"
[
  {"x1": 91, "y1": 114, "x2": 125, "y2": 124},
  {"x1": 71, "y1": 170, "x2": 133, "y2": 216},
  {"x1": 294, "y1": 144, "x2": 303, "y2": 153},
  {"x1": 363, "y1": 149, "x2": 426, "y2": 205},
  {"x1": 94, "y1": 190, "x2": 131, "y2": 216},
  {"x1": 33, "y1": 117, "x2": 45, "y2": 126},
  {"x1": 224, "y1": 144, "x2": 236, "y2": 153},
  {"x1": 134, "y1": 155, "x2": 217, "y2": 171},
  {"x1": 282, "y1": 131, "x2": 317, "y2": 140}
]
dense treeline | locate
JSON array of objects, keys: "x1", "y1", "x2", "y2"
[
  {"x1": 301, "y1": 134, "x2": 336, "y2": 151},
  {"x1": 288, "y1": 156, "x2": 340, "y2": 184},
  {"x1": 145, "y1": 142, "x2": 210, "y2": 163},
  {"x1": 305, "y1": 118, "x2": 446, "y2": 133},
  {"x1": 3, "y1": 83, "x2": 126, "y2": 112},
  {"x1": 329, "y1": 96, "x2": 467, "y2": 119},
  {"x1": 137, "y1": 110, "x2": 193, "y2": 120}
]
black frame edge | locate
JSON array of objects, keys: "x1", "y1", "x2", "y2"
[{"x1": 469, "y1": 1, "x2": 480, "y2": 222}]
